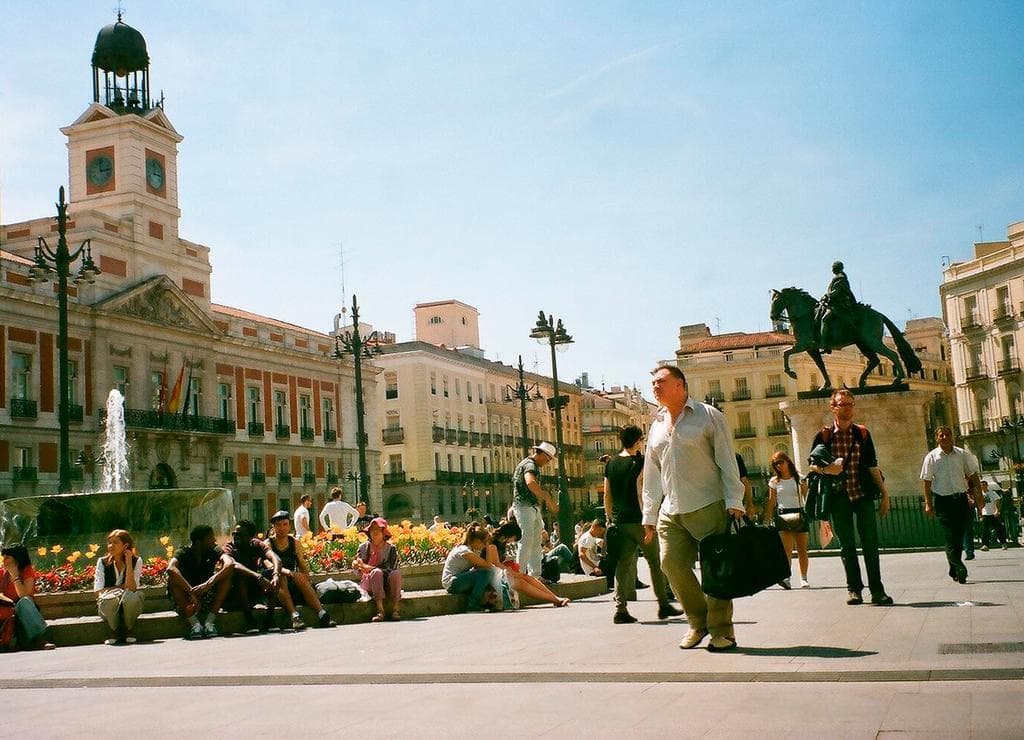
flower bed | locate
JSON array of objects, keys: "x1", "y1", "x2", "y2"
[{"x1": 29, "y1": 522, "x2": 465, "y2": 594}]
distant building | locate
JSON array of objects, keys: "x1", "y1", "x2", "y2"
[
  {"x1": 939, "y1": 219, "x2": 1024, "y2": 474},
  {"x1": 374, "y1": 300, "x2": 586, "y2": 521},
  {"x1": 580, "y1": 385, "x2": 657, "y2": 506}
]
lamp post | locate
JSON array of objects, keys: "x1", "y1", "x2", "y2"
[
  {"x1": 345, "y1": 470, "x2": 362, "y2": 504},
  {"x1": 334, "y1": 294, "x2": 381, "y2": 507},
  {"x1": 28, "y1": 187, "x2": 100, "y2": 493},
  {"x1": 504, "y1": 354, "x2": 543, "y2": 459},
  {"x1": 1000, "y1": 416, "x2": 1024, "y2": 494},
  {"x1": 529, "y1": 310, "x2": 574, "y2": 546}
]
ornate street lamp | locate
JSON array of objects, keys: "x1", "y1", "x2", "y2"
[
  {"x1": 345, "y1": 470, "x2": 362, "y2": 504},
  {"x1": 504, "y1": 354, "x2": 544, "y2": 459},
  {"x1": 333, "y1": 294, "x2": 381, "y2": 507},
  {"x1": 529, "y1": 310, "x2": 574, "y2": 545},
  {"x1": 28, "y1": 187, "x2": 101, "y2": 493}
]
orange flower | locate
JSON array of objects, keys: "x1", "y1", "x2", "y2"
[
  {"x1": 37, "y1": 547, "x2": 48, "y2": 557},
  {"x1": 50, "y1": 545, "x2": 63, "y2": 554}
]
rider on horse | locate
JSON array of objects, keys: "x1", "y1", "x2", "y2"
[{"x1": 815, "y1": 260, "x2": 857, "y2": 347}]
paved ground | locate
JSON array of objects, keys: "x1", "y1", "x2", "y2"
[{"x1": 2, "y1": 548, "x2": 1022, "y2": 738}]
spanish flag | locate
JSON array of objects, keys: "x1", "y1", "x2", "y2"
[{"x1": 167, "y1": 361, "x2": 186, "y2": 413}]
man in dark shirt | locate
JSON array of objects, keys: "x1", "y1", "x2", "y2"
[
  {"x1": 222, "y1": 520, "x2": 285, "y2": 632},
  {"x1": 166, "y1": 524, "x2": 234, "y2": 639},
  {"x1": 511, "y1": 441, "x2": 560, "y2": 577},
  {"x1": 604, "y1": 425, "x2": 682, "y2": 624},
  {"x1": 265, "y1": 510, "x2": 335, "y2": 629}
]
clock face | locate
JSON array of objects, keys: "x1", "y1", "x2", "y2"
[
  {"x1": 87, "y1": 155, "x2": 114, "y2": 186},
  {"x1": 146, "y1": 158, "x2": 165, "y2": 189}
]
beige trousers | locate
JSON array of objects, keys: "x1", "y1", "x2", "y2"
[
  {"x1": 97, "y1": 589, "x2": 145, "y2": 631},
  {"x1": 657, "y1": 501, "x2": 734, "y2": 638}
]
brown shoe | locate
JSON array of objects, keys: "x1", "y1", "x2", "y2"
[{"x1": 706, "y1": 636, "x2": 737, "y2": 652}]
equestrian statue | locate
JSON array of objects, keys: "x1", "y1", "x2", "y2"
[{"x1": 769, "y1": 261, "x2": 922, "y2": 392}]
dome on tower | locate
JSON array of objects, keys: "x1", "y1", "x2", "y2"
[{"x1": 92, "y1": 18, "x2": 149, "y2": 75}]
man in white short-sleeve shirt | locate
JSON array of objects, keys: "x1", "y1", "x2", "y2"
[{"x1": 920, "y1": 426, "x2": 981, "y2": 583}]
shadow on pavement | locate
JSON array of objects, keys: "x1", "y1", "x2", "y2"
[
  {"x1": 891, "y1": 601, "x2": 1002, "y2": 608},
  {"x1": 733, "y1": 645, "x2": 877, "y2": 658}
]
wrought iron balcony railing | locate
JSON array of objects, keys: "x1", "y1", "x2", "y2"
[
  {"x1": 248, "y1": 422, "x2": 265, "y2": 437},
  {"x1": 10, "y1": 398, "x2": 37, "y2": 419},
  {"x1": 382, "y1": 428, "x2": 405, "y2": 444},
  {"x1": 323, "y1": 428, "x2": 337, "y2": 443}
]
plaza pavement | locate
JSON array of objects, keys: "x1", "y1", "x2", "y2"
[{"x1": 1, "y1": 547, "x2": 1022, "y2": 739}]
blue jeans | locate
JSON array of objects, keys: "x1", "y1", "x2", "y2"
[
  {"x1": 512, "y1": 503, "x2": 543, "y2": 577},
  {"x1": 829, "y1": 494, "x2": 885, "y2": 597},
  {"x1": 15, "y1": 598, "x2": 49, "y2": 647},
  {"x1": 447, "y1": 568, "x2": 497, "y2": 610},
  {"x1": 543, "y1": 543, "x2": 574, "y2": 571}
]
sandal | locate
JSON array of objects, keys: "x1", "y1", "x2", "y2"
[
  {"x1": 389, "y1": 612, "x2": 401, "y2": 621},
  {"x1": 371, "y1": 613, "x2": 385, "y2": 622},
  {"x1": 555, "y1": 597, "x2": 570, "y2": 607}
]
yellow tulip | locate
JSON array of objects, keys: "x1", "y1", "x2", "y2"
[
  {"x1": 37, "y1": 547, "x2": 48, "y2": 557},
  {"x1": 85, "y1": 552, "x2": 96, "y2": 559},
  {"x1": 159, "y1": 536, "x2": 170, "y2": 546},
  {"x1": 88, "y1": 543, "x2": 101, "y2": 552},
  {"x1": 51, "y1": 545, "x2": 63, "y2": 554}
]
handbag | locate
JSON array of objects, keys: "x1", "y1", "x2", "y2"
[
  {"x1": 698, "y1": 516, "x2": 791, "y2": 600},
  {"x1": 776, "y1": 507, "x2": 804, "y2": 532}
]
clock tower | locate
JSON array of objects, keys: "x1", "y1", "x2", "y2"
[{"x1": 62, "y1": 14, "x2": 183, "y2": 244}]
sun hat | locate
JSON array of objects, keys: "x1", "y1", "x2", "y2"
[
  {"x1": 363, "y1": 517, "x2": 392, "y2": 539},
  {"x1": 531, "y1": 441, "x2": 558, "y2": 458}
]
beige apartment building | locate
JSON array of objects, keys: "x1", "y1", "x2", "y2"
[
  {"x1": 374, "y1": 300, "x2": 585, "y2": 521},
  {"x1": 939, "y1": 219, "x2": 1024, "y2": 474},
  {"x1": 580, "y1": 385, "x2": 657, "y2": 505},
  {"x1": 674, "y1": 319, "x2": 955, "y2": 488},
  {"x1": 0, "y1": 18, "x2": 377, "y2": 521}
]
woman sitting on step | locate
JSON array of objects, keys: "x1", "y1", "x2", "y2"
[
  {"x1": 0, "y1": 545, "x2": 56, "y2": 651},
  {"x1": 351, "y1": 517, "x2": 402, "y2": 622},
  {"x1": 94, "y1": 529, "x2": 145, "y2": 645},
  {"x1": 485, "y1": 522, "x2": 569, "y2": 608}
]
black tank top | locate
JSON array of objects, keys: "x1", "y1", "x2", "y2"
[{"x1": 269, "y1": 536, "x2": 299, "y2": 570}]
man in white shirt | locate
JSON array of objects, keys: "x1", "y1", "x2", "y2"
[
  {"x1": 979, "y1": 480, "x2": 1008, "y2": 551},
  {"x1": 576, "y1": 520, "x2": 606, "y2": 576},
  {"x1": 920, "y1": 426, "x2": 981, "y2": 583},
  {"x1": 319, "y1": 487, "x2": 359, "y2": 535},
  {"x1": 642, "y1": 365, "x2": 744, "y2": 652},
  {"x1": 293, "y1": 495, "x2": 313, "y2": 538}
]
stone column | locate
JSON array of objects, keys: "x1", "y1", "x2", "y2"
[{"x1": 780, "y1": 389, "x2": 933, "y2": 498}]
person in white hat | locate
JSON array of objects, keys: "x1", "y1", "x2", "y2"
[{"x1": 511, "y1": 441, "x2": 560, "y2": 577}]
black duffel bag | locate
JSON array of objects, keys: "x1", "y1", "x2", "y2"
[{"x1": 698, "y1": 516, "x2": 790, "y2": 600}]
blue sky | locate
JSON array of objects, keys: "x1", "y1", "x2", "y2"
[{"x1": 2, "y1": 1, "x2": 1022, "y2": 392}]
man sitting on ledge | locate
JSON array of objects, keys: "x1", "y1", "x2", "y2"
[{"x1": 166, "y1": 525, "x2": 234, "y2": 640}]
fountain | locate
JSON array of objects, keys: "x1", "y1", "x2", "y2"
[{"x1": 100, "y1": 388, "x2": 130, "y2": 492}]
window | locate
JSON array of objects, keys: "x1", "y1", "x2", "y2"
[
  {"x1": 707, "y1": 379, "x2": 722, "y2": 401},
  {"x1": 430, "y1": 372, "x2": 437, "y2": 395},
  {"x1": 326, "y1": 461, "x2": 336, "y2": 478},
  {"x1": 385, "y1": 372, "x2": 398, "y2": 400},
  {"x1": 446, "y1": 453, "x2": 453, "y2": 472},
  {"x1": 151, "y1": 370, "x2": 165, "y2": 410},
  {"x1": 303, "y1": 459, "x2": 314, "y2": 476},
  {"x1": 67, "y1": 360, "x2": 79, "y2": 405},
  {"x1": 222, "y1": 457, "x2": 234, "y2": 474},
  {"x1": 478, "y1": 384, "x2": 484, "y2": 405},
  {"x1": 300, "y1": 394, "x2": 312, "y2": 428},
  {"x1": 455, "y1": 379, "x2": 461, "y2": 399},
  {"x1": 252, "y1": 457, "x2": 264, "y2": 476},
  {"x1": 963, "y1": 295, "x2": 979, "y2": 326},
  {"x1": 111, "y1": 365, "x2": 129, "y2": 399},
  {"x1": 247, "y1": 386, "x2": 261, "y2": 423},
  {"x1": 389, "y1": 455, "x2": 403, "y2": 474},
  {"x1": 218, "y1": 383, "x2": 232, "y2": 420},
  {"x1": 323, "y1": 397, "x2": 334, "y2": 432},
  {"x1": 434, "y1": 452, "x2": 440, "y2": 471},
  {"x1": 11, "y1": 354, "x2": 31, "y2": 399},
  {"x1": 251, "y1": 498, "x2": 265, "y2": 529},
  {"x1": 386, "y1": 411, "x2": 401, "y2": 430},
  {"x1": 275, "y1": 390, "x2": 287, "y2": 427},
  {"x1": 443, "y1": 376, "x2": 449, "y2": 398},
  {"x1": 184, "y1": 376, "x2": 200, "y2": 416},
  {"x1": 466, "y1": 382, "x2": 472, "y2": 402},
  {"x1": 429, "y1": 316, "x2": 442, "y2": 325},
  {"x1": 278, "y1": 459, "x2": 289, "y2": 476},
  {"x1": 459, "y1": 454, "x2": 466, "y2": 473},
  {"x1": 997, "y1": 285, "x2": 1011, "y2": 316}
]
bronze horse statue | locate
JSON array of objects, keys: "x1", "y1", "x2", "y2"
[{"x1": 769, "y1": 287, "x2": 922, "y2": 391}]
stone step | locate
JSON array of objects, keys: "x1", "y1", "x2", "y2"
[{"x1": 44, "y1": 576, "x2": 605, "y2": 647}]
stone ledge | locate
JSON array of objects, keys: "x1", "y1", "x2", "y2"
[{"x1": 44, "y1": 575, "x2": 606, "y2": 647}]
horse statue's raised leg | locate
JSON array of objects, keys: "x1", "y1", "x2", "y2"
[
  {"x1": 808, "y1": 348, "x2": 832, "y2": 391},
  {"x1": 857, "y1": 345, "x2": 880, "y2": 387}
]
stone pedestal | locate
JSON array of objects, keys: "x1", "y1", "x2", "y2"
[{"x1": 780, "y1": 390, "x2": 933, "y2": 498}]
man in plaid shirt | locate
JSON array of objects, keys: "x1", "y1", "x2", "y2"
[{"x1": 809, "y1": 389, "x2": 894, "y2": 606}]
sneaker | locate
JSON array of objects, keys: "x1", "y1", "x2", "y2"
[
  {"x1": 981, "y1": 545, "x2": 989, "y2": 552},
  {"x1": 104, "y1": 638, "x2": 119, "y2": 646},
  {"x1": 317, "y1": 612, "x2": 336, "y2": 628},
  {"x1": 657, "y1": 603, "x2": 684, "y2": 620},
  {"x1": 679, "y1": 628, "x2": 709, "y2": 649},
  {"x1": 800, "y1": 579, "x2": 810, "y2": 589},
  {"x1": 290, "y1": 613, "x2": 306, "y2": 630},
  {"x1": 187, "y1": 623, "x2": 204, "y2": 640},
  {"x1": 846, "y1": 591, "x2": 863, "y2": 605},
  {"x1": 779, "y1": 578, "x2": 792, "y2": 590},
  {"x1": 203, "y1": 621, "x2": 218, "y2": 638},
  {"x1": 870, "y1": 593, "x2": 894, "y2": 606},
  {"x1": 124, "y1": 636, "x2": 137, "y2": 645},
  {"x1": 706, "y1": 635, "x2": 737, "y2": 652},
  {"x1": 965, "y1": 553, "x2": 975, "y2": 560},
  {"x1": 1003, "y1": 543, "x2": 1008, "y2": 550},
  {"x1": 613, "y1": 611, "x2": 638, "y2": 624}
]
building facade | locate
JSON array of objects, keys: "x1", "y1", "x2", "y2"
[
  {"x1": 580, "y1": 385, "x2": 657, "y2": 505},
  {"x1": 940, "y1": 219, "x2": 1024, "y2": 475},
  {"x1": 374, "y1": 300, "x2": 586, "y2": 521},
  {"x1": 0, "y1": 18, "x2": 379, "y2": 522},
  {"x1": 674, "y1": 319, "x2": 955, "y2": 497}
]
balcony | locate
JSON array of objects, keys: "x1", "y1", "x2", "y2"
[
  {"x1": 963, "y1": 421, "x2": 992, "y2": 436},
  {"x1": 480, "y1": 433, "x2": 491, "y2": 446},
  {"x1": 248, "y1": 422, "x2": 265, "y2": 437},
  {"x1": 494, "y1": 473, "x2": 511, "y2": 483},
  {"x1": 998, "y1": 359, "x2": 1020, "y2": 375},
  {"x1": 382, "y1": 427, "x2": 405, "y2": 444},
  {"x1": 326, "y1": 473, "x2": 338, "y2": 484},
  {"x1": 960, "y1": 313, "x2": 984, "y2": 332},
  {"x1": 13, "y1": 466, "x2": 38, "y2": 482},
  {"x1": 476, "y1": 473, "x2": 494, "y2": 485},
  {"x1": 765, "y1": 385, "x2": 786, "y2": 398},
  {"x1": 993, "y1": 305, "x2": 1015, "y2": 323},
  {"x1": 731, "y1": 390, "x2": 752, "y2": 401},
  {"x1": 251, "y1": 471, "x2": 267, "y2": 484},
  {"x1": 383, "y1": 472, "x2": 407, "y2": 485},
  {"x1": 107, "y1": 408, "x2": 236, "y2": 434},
  {"x1": 458, "y1": 431, "x2": 469, "y2": 445},
  {"x1": 68, "y1": 404, "x2": 84, "y2": 422},
  {"x1": 965, "y1": 365, "x2": 988, "y2": 382},
  {"x1": 766, "y1": 424, "x2": 789, "y2": 437},
  {"x1": 300, "y1": 426, "x2": 315, "y2": 441},
  {"x1": 445, "y1": 429, "x2": 457, "y2": 444},
  {"x1": 733, "y1": 427, "x2": 757, "y2": 439},
  {"x1": 706, "y1": 392, "x2": 725, "y2": 404},
  {"x1": 275, "y1": 424, "x2": 291, "y2": 439},
  {"x1": 221, "y1": 471, "x2": 238, "y2": 484},
  {"x1": 277, "y1": 472, "x2": 292, "y2": 484},
  {"x1": 469, "y1": 432, "x2": 481, "y2": 447},
  {"x1": 303, "y1": 473, "x2": 316, "y2": 485},
  {"x1": 432, "y1": 426, "x2": 445, "y2": 443},
  {"x1": 10, "y1": 398, "x2": 37, "y2": 419},
  {"x1": 504, "y1": 435, "x2": 515, "y2": 447},
  {"x1": 323, "y1": 428, "x2": 337, "y2": 444}
]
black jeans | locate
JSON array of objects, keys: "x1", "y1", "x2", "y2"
[
  {"x1": 829, "y1": 494, "x2": 885, "y2": 597},
  {"x1": 934, "y1": 493, "x2": 970, "y2": 579},
  {"x1": 981, "y1": 515, "x2": 1007, "y2": 547}
]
